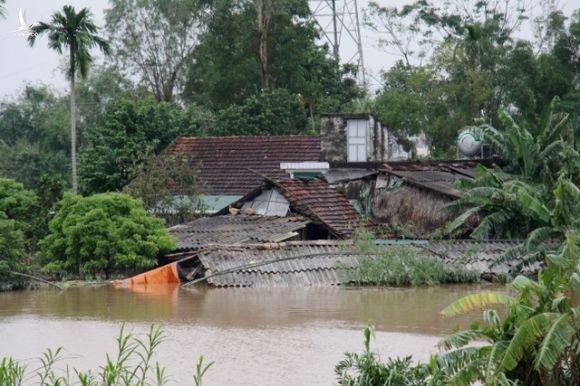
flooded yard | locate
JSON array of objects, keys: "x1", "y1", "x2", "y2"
[{"x1": 0, "y1": 284, "x2": 502, "y2": 385}]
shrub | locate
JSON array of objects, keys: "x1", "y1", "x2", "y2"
[
  {"x1": 40, "y1": 193, "x2": 175, "y2": 278},
  {"x1": 0, "y1": 178, "x2": 41, "y2": 249},
  {"x1": 0, "y1": 213, "x2": 27, "y2": 291}
]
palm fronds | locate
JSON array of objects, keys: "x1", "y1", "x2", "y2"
[{"x1": 441, "y1": 292, "x2": 516, "y2": 317}]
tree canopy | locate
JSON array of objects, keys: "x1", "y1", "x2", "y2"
[{"x1": 40, "y1": 192, "x2": 175, "y2": 278}]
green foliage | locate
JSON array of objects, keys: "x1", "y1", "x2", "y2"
[
  {"x1": 212, "y1": 88, "x2": 309, "y2": 135},
  {"x1": 79, "y1": 96, "x2": 212, "y2": 194},
  {"x1": 29, "y1": 4, "x2": 111, "y2": 194},
  {"x1": 40, "y1": 192, "x2": 175, "y2": 278},
  {"x1": 0, "y1": 85, "x2": 70, "y2": 189},
  {"x1": 124, "y1": 152, "x2": 205, "y2": 224},
  {"x1": 0, "y1": 357, "x2": 25, "y2": 386},
  {"x1": 0, "y1": 324, "x2": 212, "y2": 386},
  {"x1": 28, "y1": 6, "x2": 110, "y2": 81},
  {"x1": 0, "y1": 213, "x2": 26, "y2": 291},
  {"x1": 340, "y1": 230, "x2": 580, "y2": 386},
  {"x1": 335, "y1": 324, "x2": 444, "y2": 385},
  {"x1": 193, "y1": 356, "x2": 214, "y2": 386},
  {"x1": 434, "y1": 232, "x2": 580, "y2": 385},
  {"x1": 436, "y1": 99, "x2": 579, "y2": 384},
  {"x1": 0, "y1": 178, "x2": 42, "y2": 250},
  {"x1": 368, "y1": 2, "x2": 580, "y2": 155},
  {"x1": 343, "y1": 229, "x2": 479, "y2": 287},
  {"x1": 445, "y1": 101, "x2": 578, "y2": 242},
  {"x1": 184, "y1": 0, "x2": 362, "y2": 113}
]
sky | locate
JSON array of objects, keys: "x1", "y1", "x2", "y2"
[{"x1": 0, "y1": 0, "x2": 576, "y2": 99}]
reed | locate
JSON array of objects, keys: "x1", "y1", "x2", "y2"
[{"x1": 0, "y1": 325, "x2": 210, "y2": 386}]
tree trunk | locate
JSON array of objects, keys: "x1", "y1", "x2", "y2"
[
  {"x1": 70, "y1": 47, "x2": 78, "y2": 194},
  {"x1": 255, "y1": 0, "x2": 271, "y2": 90}
]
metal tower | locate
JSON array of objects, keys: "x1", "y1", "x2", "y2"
[{"x1": 309, "y1": 0, "x2": 366, "y2": 86}]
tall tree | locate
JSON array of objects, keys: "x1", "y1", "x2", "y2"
[
  {"x1": 0, "y1": 0, "x2": 6, "y2": 19},
  {"x1": 79, "y1": 97, "x2": 212, "y2": 195},
  {"x1": 0, "y1": 85, "x2": 70, "y2": 188},
  {"x1": 255, "y1": 0, "x2": 272, "y2": 89},
  {"x1": 28, "y1": 6, "x2": 110, "y2": 194},
  {"x1": 105, "y1": 0, "x2": 206, "y2": 102},
  {"x1": 184, "y1": 0, "x2": 361, "y2": 113}
]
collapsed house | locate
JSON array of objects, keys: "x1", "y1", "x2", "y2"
[
  {"x1": 117, "y1": 238, "x2": 534, "y2": 287},
  {"x1": 324, "y1": 159, "x2": 494, "y2": 238},
  {"x1": 116, "y1": 113, "x2": 521, "y2": 288}
]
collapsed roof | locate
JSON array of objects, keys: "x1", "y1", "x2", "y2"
[{"x1": 220, "y1": 177, "x2": 369, "y2": 238}]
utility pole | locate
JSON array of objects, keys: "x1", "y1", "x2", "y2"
[{"x1": 309, "y1": 0, "x2": 366, "y2": 87}]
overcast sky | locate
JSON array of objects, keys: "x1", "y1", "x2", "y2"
[{"x1": 0, "y1": 0, "x2": 576, "y2": 99}]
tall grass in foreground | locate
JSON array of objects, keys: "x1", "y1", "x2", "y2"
[
  {"x1": 335, "y1": 324, "x2": 444, "y2": 385},
  {"x1": 341, "y1": 229, "x2": 479, "y2": 286},
  {"x1": 0, "y1": 325, "x2": 212, "y2": 386}
]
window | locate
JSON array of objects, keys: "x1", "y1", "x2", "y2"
[{"x1": 347, "y1": 119, "x2": 367, "y2": 162}]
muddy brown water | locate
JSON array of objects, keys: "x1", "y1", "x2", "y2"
[{"x1": 0, "y1": 284, "x2": 504, "y2": 385}]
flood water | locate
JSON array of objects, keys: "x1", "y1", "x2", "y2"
[{"x1": 0, "y1": 284, "x2": 503, "y2": 385}]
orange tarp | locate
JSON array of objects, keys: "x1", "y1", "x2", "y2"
[{"x1": 114, "y1": 262, "x2": 180, "y2": 286}]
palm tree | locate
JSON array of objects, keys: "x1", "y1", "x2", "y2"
[{"x1": 28, "y1": 6, "x2": 110, "y2": 194}]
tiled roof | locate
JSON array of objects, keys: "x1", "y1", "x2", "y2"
[
  {"x1": 168, "y1": 215, "x2": 310, "y2": 250},
  {"x1": 165, "y1": 136, "x2": 321, "y2": 195},
  {"x1": 273, "y1": 178, "x2": 365, "y2": 238},
  {"x1": 197, "y1": 241, "x2": 359, "y2": 287}
]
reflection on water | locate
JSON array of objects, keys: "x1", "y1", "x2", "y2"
[{"x1": 0, "y1": 284, "x2": 505, "y2": 385}]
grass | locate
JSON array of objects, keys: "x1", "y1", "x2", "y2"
[
  {"x1": 340, "y1": 229, "x2": 479, "y2": 287},
  {"x1": 0, "y1": 325, "x2": 212, "y2": 386}
]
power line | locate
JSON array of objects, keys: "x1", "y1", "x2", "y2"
[{"x1": 309, "y1": 0, "x2": 366, "y2": 87}]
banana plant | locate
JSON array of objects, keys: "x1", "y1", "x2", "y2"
[{"x1": 437, "y1": 230, "x2": 580, "y2": 386}]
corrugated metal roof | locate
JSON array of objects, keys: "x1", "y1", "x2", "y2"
[
  {"x1": 383, "y1": 170, "x2": 465, "y2": 198},
  {"x1": 426, "y1": 239, "x2": 539, "y2": 275},
  {"x1": 322, "y1": 168, "x2": 378, "y2": 184},
  {"x1": 164, "y1": 136, "x2": 321, "y2": 195},
  {"x1": 197, "y1": 241, "x2": 359, "y2": 287},
  {"x1": 169, "y1": 215, "x2": 311, "y2": 250},
  {"x1": 190, "y1": 239, "x2": 532, "y2": 287}
]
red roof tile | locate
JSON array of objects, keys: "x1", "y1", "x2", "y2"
[
  {"x1": 165, "y1": 136, "x2": 321, "y2": 195},
  {"x1": 273, "y1": 178, "x2": 365, "y2": 238}
]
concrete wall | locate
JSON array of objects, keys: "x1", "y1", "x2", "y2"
[{"x1": 320, "y1": 113, "x2": 409, "y2": 162}]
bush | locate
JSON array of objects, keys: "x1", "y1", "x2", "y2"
[
  {"x1": 0, "y1": 178, "x2": 41, "y2": 249},
  {"x1": 40, "y1": 193, "x2": 175, "y2": 279},
  {"x1": 0, "y1": 213, "x2": 27, "y2": 291}
]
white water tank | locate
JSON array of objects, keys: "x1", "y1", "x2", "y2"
[{"x1": 457, "y1": 128, "x2": 483, "y2": 157}]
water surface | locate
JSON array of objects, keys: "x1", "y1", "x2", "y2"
[{"x1": 0, "y1": 284, "x2": 502, "y2": 385}]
